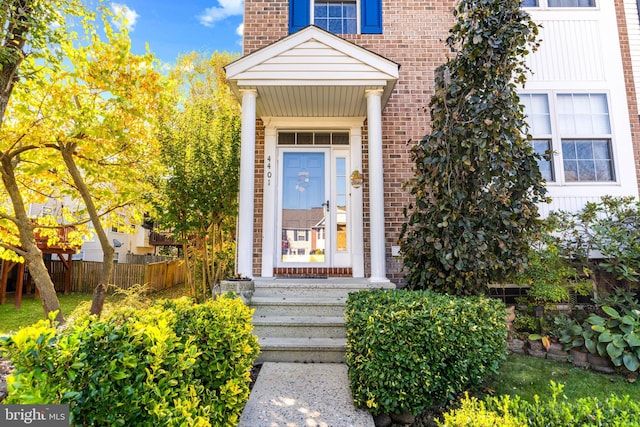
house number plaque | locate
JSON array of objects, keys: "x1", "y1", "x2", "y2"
[{"x1": 266, "y1": 155, "x2": 272, "y2": 186}]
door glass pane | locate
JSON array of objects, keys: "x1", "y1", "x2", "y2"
[
  {"x1": 281, "y1": 153, "x2": 326, "y2": 263},
  {"x1": 335, "y1": 157, "x2": 347, "y2": 252}
]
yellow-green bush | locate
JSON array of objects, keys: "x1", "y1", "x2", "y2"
[
  {"x1": 439, "y1": 382, "x2": 640, "y2": 426},
  {"x1": 345, "y1": 290, "x2": 506, "y2": 416},
  {"x1": 0, "y1": 295, "x2": 259, "y2": 426}
]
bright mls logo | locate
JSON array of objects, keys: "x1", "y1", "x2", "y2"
[{"x1": 1, "y1": 405, "x2": 69, "y2": 426}]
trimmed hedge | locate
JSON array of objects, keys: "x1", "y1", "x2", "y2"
[
  {"x1": 439, "y1": 382, "x2": 640, "y2": 426},
  {"x1": 345, "y1": 290, "x2": 506, "y2": 416},
  {"x1": 0, "y1": 295, "x2": 259, "y2": 426}
]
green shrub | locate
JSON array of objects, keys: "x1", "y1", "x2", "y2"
[
  {"x1": 439, "y1": 382, "x2": 640, "y2": 426},
  {"x1": 345, "y1": 290, "x2": 506, "y2": 416},
  {"x1": 0, "y1": 295, "x2": 259, "y2": 426},
  {"x1": 158, "y1": 296, "x2": 260, "y2": 425}
]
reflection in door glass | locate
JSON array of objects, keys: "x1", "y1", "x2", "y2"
[
  {"x1": 336, "y1": 157, "x2": 347, "y2": 252},
  {"x1": 281, "y1": 153, "x2": 326, "y2": 263}
]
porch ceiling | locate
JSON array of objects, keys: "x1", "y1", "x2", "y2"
[
  {"x1": 249, "y1": 85, "x2": 385, "y2": 117},
  {"x1": 225, "y1": 26, "x2": 399, "y2": 119}
]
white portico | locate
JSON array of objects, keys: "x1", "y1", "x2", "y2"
[{"x1": 225, "y1": 26, "x2": 398, "y2": 281}]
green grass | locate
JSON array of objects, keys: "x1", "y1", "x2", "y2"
[
  {"x1": 486, "y1": 353, "x2": 639, "y2": 402},
  {"x1": 0, "y1": 293, "x2": 92, "y2": 336},
  {"x1": 0, "y1": 284, "x2": 190, "y2": 336}
]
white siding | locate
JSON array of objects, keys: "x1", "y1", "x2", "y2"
[{"x1": 525, "y1": 3, "x2": 639, "y2": 212}]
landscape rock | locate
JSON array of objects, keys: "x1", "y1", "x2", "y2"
[{"x1": 373, "y1": 413, "x2": 392, "y2": 427}]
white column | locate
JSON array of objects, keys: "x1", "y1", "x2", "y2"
[
  {"x1": 350, "y1": 126, "x2": 365, "y2": 278},
  {"x1": 366, "y1": 89, "x2": 388, "y2": 282},
  {"x1": 261, "y1": 125, "x2": 277, "y2": 277},
  {"x1": 237, "y1": 89, "x2": 258, "y2": 278}
]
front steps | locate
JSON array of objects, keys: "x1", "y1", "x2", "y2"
[{"x1": 250, "y1": 278, "x2": 394, "y2": 363}]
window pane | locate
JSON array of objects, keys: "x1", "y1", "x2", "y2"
[
  {"x1": 562, "y1": 139, "x2": 614, "y2": 182},
  {"x1": 533, "y1": 139, "x2": 554, "y2": 182},
  {"x1": 521, "y1": 0, "x2": 538, "y2": 6},
  {"x1": 557, "y1": 94, "x2": 611, "y2": 137},
  {"x1": 577, "y1": 160, "x2": 596, "y2": 181},
  {"x1": 315, "y1": 4, "x2": 328, "y2": 18},
  {"x1": 279, "y1": 132, "x2": 296, "y2": 145},
  {"x1": 521, "y1": 94, "x2": 551, "y2": 135},
  {"x1": 329, "y1": 18, "x2": 342, "y2": 33},
  {"x1": 549, "y1": 0, "x2": 595, "y2": 6},
  {"x1": 315, "y1": 133, "x2": 331, "y2": 145},
  {"x1": 575, "y1": 141, "x2": 593, "y2": 160},
  {"x1": 595, "y1": 160, "x2": 614, "y2": 181},
  {"x1": 563, "y1": 160, "x2": 579, "y2": 182},
  {"x1": 562, "y1": 140, "x2": 577, "y2": 159},
  {"x1": 592, "y1": 140, "x2": 610, "y2": 159},
  {"x1": 332, "y1": 133, "x2": 350, "y2": 145}
]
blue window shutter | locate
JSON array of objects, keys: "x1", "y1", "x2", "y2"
[
  {"x1": 361, "y1": 0, "x2": 382, "y2": 34},
  {"x1": 289, "y1": 0, "x2": 310, "y2": 34}
]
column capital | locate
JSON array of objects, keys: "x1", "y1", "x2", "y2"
[
  {"x1": 365, "y1": 88, "x2": 384, "y2": 98},
  {"x1": 240, "y1": 88, "x2": 258, "y2": 97}
]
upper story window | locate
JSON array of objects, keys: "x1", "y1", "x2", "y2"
[
  {"x1": 290, "y1": 0, "x2": 382, "y2": 34},
  {"x1": 522, "y1": 0, "x2": 595, "y2": 7},
  {"x1": 314, "y1": 1, "x2": 357, "y2": 34},
  {"x1": 521, "y1": 92, "x2": 615, "y2": 184}
]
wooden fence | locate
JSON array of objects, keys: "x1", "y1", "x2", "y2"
[{"x1": 46, "y1": 260, "x2": 186, "y2": 294}]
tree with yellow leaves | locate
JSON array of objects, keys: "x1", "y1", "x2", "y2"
[{"x1": 1, "y1": 2, "x2": 167, "y2": 321}]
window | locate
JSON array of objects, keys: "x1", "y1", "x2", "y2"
[
  {"x1": 521, "y1": 94, "x2": 554, "y2": 182},
  {"x1": 522, "y1": 0, "x2": 595, "y2": 7},
  {"x1": 289, "y1": 0, "x2": 382, "y2": 34},
  {"x1": 521, "y1": 93, "x2": 614, "y2": 183},
  {"x1": 314, "y1": 1, "x2": 357, "y2": 34},
  {"x1": 278, "y1": 131, "x2": 349, "y2": 145}
]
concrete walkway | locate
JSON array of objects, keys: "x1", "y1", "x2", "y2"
[{"x1": 239, "y1": 362, "x2": 374, "y2": 427}]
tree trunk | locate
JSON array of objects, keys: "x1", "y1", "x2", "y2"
[
  {"x1": 1, "y1": 157, "x2": 64, "y2": 323},
  {"x1": 59, "y1": 143, "x2": 114, "y2": 316},
  {"x1": 0, "y1": 0, "x2": 30, "y2": 128}
]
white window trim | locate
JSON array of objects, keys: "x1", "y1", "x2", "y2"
[
  {"x1": 261, "y1": 117, "x2": 365, "y2": 278},
  {"x1": 310, "y1": 0, "x2": 361, "y2": 34},
  {"x1": 523, "y1": 90, "x2": 618, "y2": 187},
  {"x1": 522, "y1": 0, "x2": 598, "y2": 10}
]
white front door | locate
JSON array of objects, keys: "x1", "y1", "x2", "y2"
[{"x1": 277, "y1": 148, "x2": 350, "y2": 267}]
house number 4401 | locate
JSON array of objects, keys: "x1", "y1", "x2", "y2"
[{"x1": 266, "y1": 155, "x2": 272, "y2": 186}]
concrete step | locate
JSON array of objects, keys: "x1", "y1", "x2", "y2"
[
  {"x1": 252, "y1": 278, "x2": 394, "y2": 298},
  {"x1": 250, "y1": 296, "x2": 347, "y2": 317},
  {"x1": 252, "y1": 316, "x2": 346, "y2": 339},
  {"x1": 256, "y1": 337, "x2": 347, "y2": 363}
]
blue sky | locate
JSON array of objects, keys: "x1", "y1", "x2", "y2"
[{"x1": 107, "y1": 1, "x2": 244, "y2": 65}]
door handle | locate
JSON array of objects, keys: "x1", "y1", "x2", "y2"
[{"x1": 322, "y1": 200, "x2": 330, "y2": 212}]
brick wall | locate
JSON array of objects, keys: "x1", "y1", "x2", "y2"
[
  {"x1": 243, "y1": 0, "x2": 455, "y2": 282},
  {"x1": 615, "y1": 0, "x2": 640, "y2": 196},
  {"x1": 243, "y1": 1, "x2": 640, "y2": 283}
]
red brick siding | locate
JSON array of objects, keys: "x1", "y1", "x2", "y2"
[{"x1": 615, "y1": 0, "x2": 640, "y2": 196}]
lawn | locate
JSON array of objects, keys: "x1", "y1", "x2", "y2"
[
  {"x1": 486, "y1": 353, "x2": 639, "y2": 402},
  {"x1": 0, "y1": 293, "x2": 92, "y2": 336},
  {"x1": 410, "y1": 353, "x2": 639, "y2": 426},
  {"x1": 0, "y1": 284, "x2": 189, "y2": 336}
]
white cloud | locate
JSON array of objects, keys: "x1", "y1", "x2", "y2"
[
  {"x1": 236, "y1": 23, "x2": 244, "y2": 37},
  {"x1": 111, "y1": 3, "x2": 139, "y2": 31},
  {"x1": 198, "y1": 0, "x2": 244, "y2": 27}
]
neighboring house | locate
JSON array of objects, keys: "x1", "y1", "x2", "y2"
[
  {"x1": 28, "y1": 202, "x2": 155, "y2": 263},
  {"x1": 226, "y1": 0, "x2": 640, "y2": 284}
]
